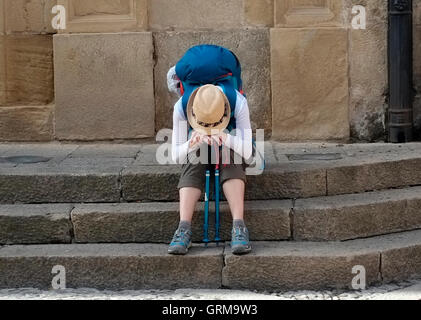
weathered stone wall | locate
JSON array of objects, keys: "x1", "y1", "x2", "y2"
[
  {"x1": 53, "y1": 0, "x2": 274, "y2": 141},
  {"x1": 346, "y1": 0, "x2": 388, "y2": 142},
  {"x1": 0, "y1": 0, "x2": 56, "y2": 141},
  {"x1": 271, "y1": 0, "x2": 349, "y2": 141},
  {"x1": 0, "y1": 0, "x2": 414, "y2": 142}
]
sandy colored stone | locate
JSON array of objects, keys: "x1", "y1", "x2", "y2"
[
  {"x1": 57, "y1": 0, "x2": 147, "y2": 33},
  {"x1": 153, "y1": 30, "x2": 271, "y2": 134},
  {"x1": 0, "y1": 105, "x2": 54, "y2": 142},
  {"x1": 244, "y1": 0, "x2": 274, "y2": 27},
  {"x1": 5, "y1": 0, "x2": 57, "y2": 33},
  {"x1": 271, "y1": 28, "x2": 349, "y2": 141},
  {"x1": 0, "y1": 0, "x2": 4, "y2": 34},
  {"x1": 0, "y1": 35, "x2": 5, "y2": 106},
  {"x1": 5, "y1": 35, "x2": 54, "y2": 106},
  {"x1": 149, "y1": 0, "x2": 244, "y2": 30},
  {"x1": 275, "y1": 0, "x2": 344, "y2": 27},
  {"x1": 54, "y1": 32, "x2": 154, "y2": 140}
]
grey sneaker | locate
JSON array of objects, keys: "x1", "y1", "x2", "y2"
[
  {"x1": 231, "y1": 226, "x2": 252, "y2": 255},
  {"x1": 168, "y1": 227, "x2": 192, "y2": 255}
]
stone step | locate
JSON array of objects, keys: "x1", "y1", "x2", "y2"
[
  {"x1": 1, "y1": 143, "x2": 421, "y2": 203},
  {"x1": 2, "y1": 186, "x2": 421, "y2": 245},
  {"x1": 293, "y1": 186, "x2": 421, "y2": 241},
  {"x1": 1, "y1": 229, "x2": 421, "y2": 291},
  {"x1": 0, "y1": 201, "x2": 291, "y2": 245}
]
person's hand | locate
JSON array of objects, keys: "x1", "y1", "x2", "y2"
[
  {"x1": 189, "y1": 131, "x2": 207, "y2": 149},
  {"x1": 209, "y1": 132, "x2": 228, "y2": 146}
]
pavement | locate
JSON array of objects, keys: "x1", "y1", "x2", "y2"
[
  {"x1": 0, "y1": 279, "x2": 420, "y2": 300},
  {"x1": 1, "y1": 141, "x2": 421, "y2": 166}
]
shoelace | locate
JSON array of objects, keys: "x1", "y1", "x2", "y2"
[
  {"x1": 173, "y1": 229, "x2": 189, "y2": 243},
  {"x1": 233, "y1": 227, "x2": 247, "y2": 241}
]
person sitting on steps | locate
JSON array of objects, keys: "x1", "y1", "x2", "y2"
[
  {"x1": 169, "y1": 82, "x2": 253, "y2": 255},
  {"x1": 167, "y1": 45, "x2": 253, "y2": 256}
]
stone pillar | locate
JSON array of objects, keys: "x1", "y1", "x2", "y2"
[
  {"x1": 271, "y1": 0, "x2": 350, "y2": 141},
  {"x1": 0, "y1": 0, "x2": 56, "y2": 142},
  {"x1": 54, "y1": 0, "x2": 154, "y2": 140}
]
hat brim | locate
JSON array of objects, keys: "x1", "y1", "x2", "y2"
[{"x1": 187, "y1": 87, "x2": 231, "y2": 136}]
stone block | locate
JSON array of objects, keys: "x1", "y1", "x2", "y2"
[
  {"x1": 153, "y1": 30, "x2": 271, "y2": 134},
  {"x1": 5, "y1": 0, "x2": 57, "y2": 33},
  {"x1": 0, "y1": 244, "x2": 224, "y2": 290},
  {"x1": 149, "y1": 0, "x2": 242, "y2": 30},
  {"x1": 0, "y1": 165, "x2": 122, "y2": 204},
  {"x1": 57, "y1": 0, "x2": 147, "y2": 33},
  {"x1": 0, "y1": 204, "x2": 73, "y2": 244},
  {"x1": 382, "y1": 245, "x2": 421, "y2": 283},
  {"x1": 0, "y1": 0, "x2": 4, "y2": 34},
  {"x1": 149, "y1": 0, "x2": 273, "y2": 31},
  {"x1": 71, "y1": 200, "x2": 291, "y2": 243},
  {"x1": 327, "y1": 158, "x2": 421, "y2": 195},
  {"x1": 244, "y1": 0, "x2": 274, "y2": 27},
  {"x1": 54, "y1": 32, "x2": 155, "y2": 140},
  {"x1": 293, "y1": 187, "x2": 421, "y2": 241},
  {"x1": 0, "y1": 105, "x2": 54, "y2": 142},
  {"x1": 0, "y1": 35, "x2": 5, "y2": 106},
  {"x1": 275, "y1": 0, "x2": 344, "y2": 27},
  {"x1": 5, "y1": 35, "x2": 54, "y2": 106},
  {"x1": 379, "y1": 230, "x2": 421, "y2": 283},
  {"x1": 222, "y1": 241, "x2": 380, "y2": 291},
  {"x1": 271, "y1": 28, "x2": 349, "y2": 140}
]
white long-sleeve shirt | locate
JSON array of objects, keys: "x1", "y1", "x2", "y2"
[{"x1": 171, "y1": 90, "x2": 253, "y2": 164}]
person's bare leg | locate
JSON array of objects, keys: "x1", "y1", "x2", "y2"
[
  {"x1": 222, "y1": 179, "x2": 245, "y2": 220},
  {"x1": 179, "y1": 187, "x2": 202, "y2": 222}
]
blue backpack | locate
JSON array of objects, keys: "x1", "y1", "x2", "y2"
[{"x1": 175, "y1": 45, "x2": 245, "y2": 131}]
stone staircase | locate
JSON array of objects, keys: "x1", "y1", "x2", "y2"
[{"x1": 1, "y1": 142, "x2": 421, "y2": 291}]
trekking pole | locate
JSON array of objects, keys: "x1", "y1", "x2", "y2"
[
  {"x1": 212, "y1": 142, "x2": 222, "y2": 244},
  {"x1": 203, "y1": 169, "x2": 210, "y2": 246},
  {"x1": 214, "y1": 162, "x2": 221, "y2": 244}
]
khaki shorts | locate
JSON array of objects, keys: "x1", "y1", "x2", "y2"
[{"x1": 177, "y1": 145, "x2": 247, "y2": 190}]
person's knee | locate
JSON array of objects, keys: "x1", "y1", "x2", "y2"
[
  {"x1": 179, "y1": 186, "x2": 202, "y2": 194},
  {"x1": 222, "y1": 178, "x2": 245, "y2": 187}
]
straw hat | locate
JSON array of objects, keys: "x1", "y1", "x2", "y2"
[{"x1": 187, "y1": 84, "x2": 231, "y2": 136}]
